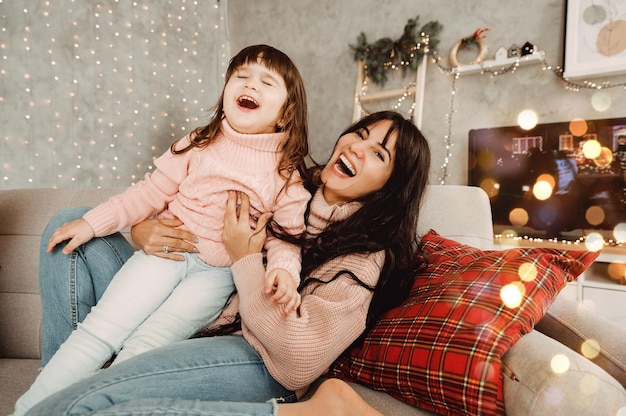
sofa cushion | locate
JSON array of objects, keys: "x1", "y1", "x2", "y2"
[
  {"x1": 329, "y1": 230, "x2": 598, "y2": 415},
  {"x1": 502, "y1": 329, "x2": 626, "y2": 415}
]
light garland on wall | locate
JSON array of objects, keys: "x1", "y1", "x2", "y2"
[
  {"x1": 0, "y1": 0, "x2": 229, "y2": 189},
  {"x1": 350, "y1": 27, "x2": 626, "y2": 186},
  {"x1": 429, "y1": 44, "x2": 626, "y2": 185}
]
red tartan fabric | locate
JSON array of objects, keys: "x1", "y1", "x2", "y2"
[{"x1": 329, "y1": 230, "x2": 599, "y2": 416}]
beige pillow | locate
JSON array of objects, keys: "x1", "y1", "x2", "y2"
[{"x1": 503, "y1": 330, "x2": 626, "y2": 415}]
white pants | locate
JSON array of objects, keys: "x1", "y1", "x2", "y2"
[{"x1": 13, "y1": 251, "x2": 234, "y2": 416}]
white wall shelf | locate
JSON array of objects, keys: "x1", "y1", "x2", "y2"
[{"x1": 452, "y1": 51, "x2": 546, "y2": 75}]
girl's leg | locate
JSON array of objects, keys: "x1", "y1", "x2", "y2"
[
  {"x1": 114, "y1": 256, "x2": 235, "y2": 363},
  {"x1": 16, "y1": 252, "x2": 190, "y2": 415},
  {"x1": 27, "y1": 336, "x2": 295, "y2": 416},
  {"x1": 39, "y1": 206, "x2": 135, "y2": 365}
]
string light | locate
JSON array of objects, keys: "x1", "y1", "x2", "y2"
[
  {"x1": 430, "y1": 46, "x2": 626, "y2": 185},
  {"x1": 0, "y1": 0, "x2": 228, "y2": 189}
]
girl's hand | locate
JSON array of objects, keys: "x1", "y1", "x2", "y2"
[
  {"x1": 47, "y1": 219, "x2": 96, "y2": 254},
  {"x1": 222, "y1": 191, "x2": 271, "y2": 262},
  {"x1": 131, "y1": 217, "x2": 198, "y2": 261},
  {"x1": 265, "y1": 268, "x2": 301, "y2": 315}
]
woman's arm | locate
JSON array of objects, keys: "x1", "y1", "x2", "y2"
[
  {"x1": 221, "y1": 191, "x2": 383, "y2": 391},
  {"x1": 131, "y1": 217, "x2": 198, "y2": 260}
]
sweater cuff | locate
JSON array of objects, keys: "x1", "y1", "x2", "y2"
[{"x1": 231, "y1": 253, "x2": 266, "y2": 295}]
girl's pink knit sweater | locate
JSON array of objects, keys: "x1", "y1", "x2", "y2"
[
  {"x1": 206, "y1": 189, "x2": 385, "y2": 397},
  {"x1": 83, "y1": 119, "x2": 311, "y2": 281}
]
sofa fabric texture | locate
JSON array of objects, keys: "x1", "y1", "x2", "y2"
[{"x1": 1, "y1": 186, "x2": 625, "y2": 415}]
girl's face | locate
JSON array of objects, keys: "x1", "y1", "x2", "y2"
[
  {"x1": 321, "y1": 120, "x2": 396, "y2": 205},
  {"x1": 223, "y1": 61, "x2": 288, "y2": 134}
]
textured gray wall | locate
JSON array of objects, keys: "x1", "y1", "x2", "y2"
[
  {"x1": 2, "y1": 1, "x2": 625, "y2": 189},
  {"x1": 228, "y1": 0, "x2": 626, "y2": 184},
  {"x1": 1, "y1": 1, "x2": 228, "y2": 189}
]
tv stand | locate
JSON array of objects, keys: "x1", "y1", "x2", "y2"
[{"x1": 493, "y1": 236, "x2": 626, "y2": 328}]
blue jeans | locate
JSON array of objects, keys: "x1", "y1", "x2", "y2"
[{"x1": 33, "y1": 207, "x2": 295, "y2": 415}]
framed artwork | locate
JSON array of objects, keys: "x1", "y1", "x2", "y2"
[{"x1": 563, "y1": 0, "x2": 626, "y2": 79}]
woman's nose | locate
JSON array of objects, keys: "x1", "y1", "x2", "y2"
[{"x1": 348, "y1": 141, "x2": 365, "y2": 157}]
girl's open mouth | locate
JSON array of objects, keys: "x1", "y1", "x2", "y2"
[{"x1": 238, "y1": 96, "x2": 259, "y2": 109}]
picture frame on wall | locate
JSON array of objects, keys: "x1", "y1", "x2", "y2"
[{"x1": 563, "y1": 0, "x2": 626, "y2": 79}]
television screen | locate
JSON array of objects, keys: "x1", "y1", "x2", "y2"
[{"x1": 468, "y1": 117, "x2": 626, "y2": 241}]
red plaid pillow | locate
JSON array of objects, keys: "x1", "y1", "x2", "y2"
[{"x1": 329, "y1": 230, "x2": 599, "y2": 415}]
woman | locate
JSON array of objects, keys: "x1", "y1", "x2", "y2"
[{"x1": 28, "y1": 110, "x2": 431, "y2": 415}]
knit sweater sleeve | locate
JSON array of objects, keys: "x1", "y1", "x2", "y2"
[
  {"x1": 263, "y1": 180, "x2": 310, "y2": 283},
  {"x1": 83, "y1": 141, "x2": 191, "y2": 236},
  {"x1": 230, "y1": 250, "x2": 384, "y2": 392}
]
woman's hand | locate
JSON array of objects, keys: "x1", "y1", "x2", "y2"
[
  {"x1": 222, "y1": 191, "x2": 271, "y2": 263},
  {"x1": 131, "y1": 217, "x2": 198, "y2": 261}
]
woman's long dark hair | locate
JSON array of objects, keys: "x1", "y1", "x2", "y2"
[
  {"x1": 300, "y1": 111, "x2": 431, "y2": 331},
  {"x1": 200, "y1": 111, "x2": 431, "y2": 339}
]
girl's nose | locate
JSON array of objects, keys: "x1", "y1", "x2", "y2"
[{"x1": 244, "y1": 78, "x2": 258, "y2": 91}]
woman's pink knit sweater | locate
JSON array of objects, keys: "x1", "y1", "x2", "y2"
[
  {"x1": 206, "y1": 189, "x2": 385, "y2": 397},
  {"x1": 83, "y1": 119, "x2": 310, "y2": 281}
]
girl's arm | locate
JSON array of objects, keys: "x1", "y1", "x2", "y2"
[{"x1": 83, "y1": 136, "x2": 194, "y2": 236}]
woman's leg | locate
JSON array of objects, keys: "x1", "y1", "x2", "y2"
[
  {"x1": 18, "y1": 251, "x2": 192, "y2": 414},
  {"x1": 39, "y1": 206, "x2": 135, "y2": 365},
  {"x1": 27, "y1": 336, "x2": 295, "y2": 416}
]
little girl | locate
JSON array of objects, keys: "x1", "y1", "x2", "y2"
[{"x1": 13, "y1": 44, "x2": 311, "y2": 415}]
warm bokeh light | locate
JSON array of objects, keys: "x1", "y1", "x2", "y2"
[
  {"x1": 582, "y1": 139, "x2": 602, "y2": 159},
  {"x1": 477, "y1": 149, "x2": 497, "y2": 171},
  {"x1": 533, "y1": 180, "x2": 553, "y2": 200},
  {"x1": 569, "y1": 118, "x2": 588, "y2": 136},
  {"x1": 550, "y1": 354, "x2": 570, "y2": 374},
  {"x1": 509, "y1": 208, "x2": 529, "y2": 226},
  {"x1": 518, "y1": 262, "x2": 538, "y2": 282},
  {"x1": 584, "y1": 232, "x2": 605, "y2": 252},
  {"x1": 479, "y1": 177, "x2": 500, "y2": 198},
  {"x1": 593, "y1": 146, "x2": 613, "y2": 167},
  {"x1": 585, "y1": 206, "x2": 605, "y2": 226},
  {"x1": 580, "y1": 339, "x2": 601, "y2": 359},
  {"x1": 501, "y1": 282, "x2": 525, "y2": 308},
  {"x1": 607, "y1": 261, "x2": 626, "y2": 283},
  {"x1": 517, "y1": 109, "x2": 538, "y2": 130},
  {"x1": 614, "y1": 223, "x2": 626, "y2": 243},
  {"x1": 591, "y1": 91, "x2": 612, "y2": 112},
  {"x1": 536, "y1": 174, "x2": 556, "y2": 189}
]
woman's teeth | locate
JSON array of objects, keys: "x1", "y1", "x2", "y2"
[{"x1": 338, "y1": 154, "x2": 356, "y2": 177}]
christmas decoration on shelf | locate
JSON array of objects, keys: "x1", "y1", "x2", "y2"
[
  {"x1": 350, "y1": 16, "x2": 442, "y2": 86},
  {"x1": 348, "y1": 22, "x2": 626, "y2": 186},
  {"x1": 448, "y1": 28, "x2": 489, "y2": 67}
]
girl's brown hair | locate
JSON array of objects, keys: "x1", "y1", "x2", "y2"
[{"x1": 171, "y1": 45, "x2": 310, "y2": 182}]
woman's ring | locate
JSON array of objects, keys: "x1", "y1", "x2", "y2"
[{"x1": 163, "y1": 245, "x2": 169, "y2": 253}]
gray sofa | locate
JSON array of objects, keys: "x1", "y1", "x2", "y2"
[{"x1": 2, "y1": 185, "x2": 626, "y2": 415}]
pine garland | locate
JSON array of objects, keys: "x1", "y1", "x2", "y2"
[{"x1": 350, "y1": 16, "x2": 443, "y2": 86}]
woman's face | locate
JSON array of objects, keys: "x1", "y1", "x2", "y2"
[
  {"x1": 222, "y1": 61, "x2": 288, "y2": 134},
  {"x1": 321, "y1": 120, "x2": 396, "y2": 205}
]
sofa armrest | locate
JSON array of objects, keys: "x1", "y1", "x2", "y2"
[{"x1": 535, "y1": 295, "x2": 626, "y2": 388}]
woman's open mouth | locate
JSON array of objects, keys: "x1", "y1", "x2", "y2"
[{"x1": 335, "y1": 154, "x2": 356, "y2": 177}]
